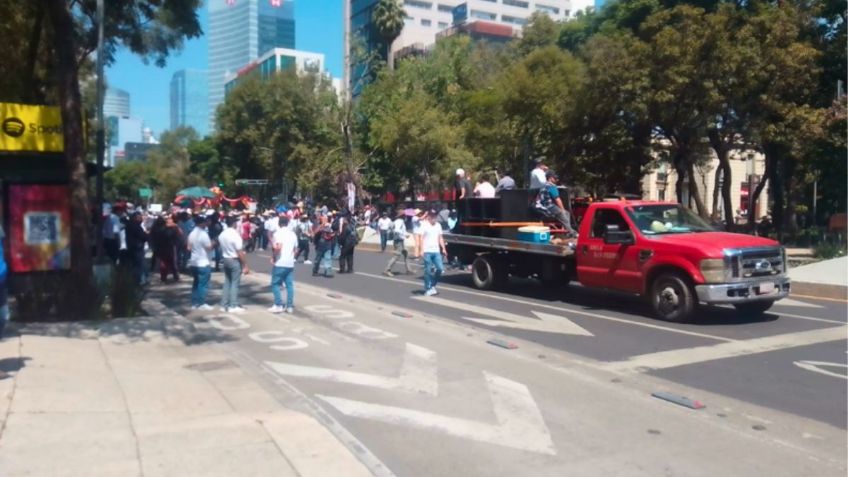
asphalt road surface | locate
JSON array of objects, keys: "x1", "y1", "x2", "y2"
[{"x1": 147, "y1": 246, "x2": 847, "y2": 476}]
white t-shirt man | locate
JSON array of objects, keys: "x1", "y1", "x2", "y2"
[
  {"x1": 378, "y1": 216, "x2": 392, "y2": 232},
  {"x1": 265, "y1": 216, "x2": 279, "y2": 236},
  {"x1": 392, "y1": 218, "x2": 407, "y2": 240},
  {"x1": 273, "y1": 227, "x2": 298, "y2": 268},
  {"x1": 530, "y1": 166, "x2": 547, "y2": 190},
  {"x1": 474, "y1": 181, "x2": 496, "y2": 198},
  {"x1": 421, "y1": 221, "x2": 444, "y2": 254},
  {"x1": 188, "y1": 227, "x2": 213, "y2": 267},
  {"x1": 218, "y1": 227, "x2": 243, "y2": 259}
]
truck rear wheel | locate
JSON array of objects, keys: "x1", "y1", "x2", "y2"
[
  {"x1": 651, "y1": 273, "x2": 696, "y2": 322},
  {"x1": 734, "y1": 301, "x2": 774, "y2": 316},
  {"x1": 472, "y1": 256, "x2": 506, "y2": 290}
]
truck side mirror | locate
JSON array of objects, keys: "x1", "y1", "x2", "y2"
[{"x1": 604, "y1": 224, "x2": 634, "y2": 245}]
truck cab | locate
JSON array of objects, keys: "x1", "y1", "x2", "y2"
[{"x1": 576, "y1": 201, "x2": 790, "y2": 321}]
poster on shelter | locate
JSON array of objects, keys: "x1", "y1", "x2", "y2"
[{"x1": 9, "y1": 185, "x2": 71, "y2": 272}]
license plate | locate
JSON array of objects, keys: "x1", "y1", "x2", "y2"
[{"x1": 758, "y1": 282, "x2": 775, "y2": 295}]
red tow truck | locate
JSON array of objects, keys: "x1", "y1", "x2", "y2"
[{"x1": 445, "y1": 195, "x2": 790, "y2": 322}]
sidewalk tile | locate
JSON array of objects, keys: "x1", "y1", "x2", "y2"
[
  {"x1": 0, "y1": 412, "x2": 138, "y2": 475},
  {"x1": 116, "y1": 370, "x2": 233, "y2": 416},
  {"x1": 133, "y1": 413, "x2": 272, "y2": 457},
  {"x1": 142, "y1": 442, "x2": 297, "y2": 477},
  {"x1": 11, "y1": 368, "x2": 126, "y2": 413}
]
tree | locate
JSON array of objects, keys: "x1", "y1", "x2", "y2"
[
  {"x1": 372, "y1": 0, "x2": 406, "y2": 70},
  {"x1": 146, "y1": 127, "x2": 203, "y2": 202},
  {"x1": 104, "y1": 160, "x2": 156, "y2": 201},
  {"x1": 42, "y1": 0, "x2": 201, "y2": 316}
]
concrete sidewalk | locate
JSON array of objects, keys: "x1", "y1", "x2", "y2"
[
  {"x1": 0, "y1": 312, "x2": 373, "y2": 476},
  {"x1": 789, "y1": 256, "x2": 848, "y2": 300}
]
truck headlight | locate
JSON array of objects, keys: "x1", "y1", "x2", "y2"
[{"x1": 700, "y1": 258, "x2": 727, "y2": 283}]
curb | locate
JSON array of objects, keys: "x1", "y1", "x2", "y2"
[{"x1": 791, "y1": 282, "x2": 848, "y2": 301}]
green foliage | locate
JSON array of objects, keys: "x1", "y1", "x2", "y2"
[
  {"x1": 104, "y1": 160, "x2": 156, "y2": 201},
  {"x1": 814, "y1": 242, "x2": 848, "y2": 260}
]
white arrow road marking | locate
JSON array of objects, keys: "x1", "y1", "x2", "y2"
[
  {"x1": 775, "y1": 298, "x2": 825, "y2": 309},
  {"x1": 265, "y1": 343, "x2": 438, "y2": 396},
  {"x1": 794, "y1": 360, "x2": 848, "y2": 380},
  {"x1": 317, "y1": 372, "x2": 556, "y2": 455},
  {"x1": 414, "y1": 296, "x2": 592, "y2": 336}
]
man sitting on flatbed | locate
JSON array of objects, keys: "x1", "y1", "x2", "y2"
[{"x1": 535, "y1": 170, "x2": 578, "y2": 238}]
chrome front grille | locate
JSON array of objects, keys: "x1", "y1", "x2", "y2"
[{"x1": 726, "y1": 247, "x2": 785, "y2": 280}]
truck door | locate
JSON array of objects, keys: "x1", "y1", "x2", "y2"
[{"x1": 576, "y1": 208, "x2": 643, "y2": 293}]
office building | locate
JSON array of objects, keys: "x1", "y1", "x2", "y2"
[
  {"x1": 208, "y1": 0, "x2": 296, "y2": 131},
  {"x1": 347, "y1": 0, "x2": 571, "y2": 94},
  {"x1": 170, "y1": 69, "x2": 210, "y2": 137},
  {"x1": 106, "y1": 116, "x2": 143, "y2": 166},
  {"x1": 103, "y1": 88, "x2": 130, "y2": 118},
  {"x1": 224, "y1": 48, "x2": 325, "y2": 94}
]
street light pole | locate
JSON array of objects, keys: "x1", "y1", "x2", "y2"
[{"x1": 94, "y1": 0, "x2": 106, "y2": 261}]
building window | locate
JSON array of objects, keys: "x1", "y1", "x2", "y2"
[
  {"x1": 404, "y1": 16, "x2": 415, "y2": 24},
  {"x1": 470, "y1": 10, "x2": 497, "y2": 20},
  {"x1": 404, "y1": 0, "x2": 432, "y2": 10},
  {"x1": 564, "y1": 9, "x2": 570, "y2": 17},
  {"x1": 501, "y1": 15, "x2": 527, "y2": 25},
  {"x1": 438, "y1": 21, "x2": 449, "y2": 29},
  {"x1": 535, "y1": 4, "x2": 560, "y2": 14},
  {"x1": 437, "y1": 4, "x2": 453, "y2": 12},
  {"x1": 421, "y1": 18, "x2": 432, "y2": 26},
  {"x1": 503, "y1": 0, "x2": 529, "y2": 7}
]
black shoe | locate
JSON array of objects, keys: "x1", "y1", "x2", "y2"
[{"x1": 312, "y1": 272, "x2": 319, "y2": 277}]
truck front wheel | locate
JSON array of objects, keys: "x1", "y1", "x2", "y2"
[
  {"x1": 651, "y1": 273, "x2": 696, "y2": 322},
  {"x1": 472, "y1": 256, "x2": 506, "y2": 290},
  {"x1": 734, "y1": 301, "x2": 774, "y2": 316}
]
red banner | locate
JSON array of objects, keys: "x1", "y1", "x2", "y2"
[{"x1": 8, "y1": 185, "x2": 71, "y2": 272}]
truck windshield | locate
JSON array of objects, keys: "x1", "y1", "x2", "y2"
[{"x1": 626, "y1": 204, "x2": 715, "y2": 235}]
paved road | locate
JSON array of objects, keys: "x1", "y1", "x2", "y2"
[
  {"x1": 247, "y1": 248, "x2": 848, "y2": 428},
  {"x1": 145, "y1": 248, "x2": 847, "y2": 476}
]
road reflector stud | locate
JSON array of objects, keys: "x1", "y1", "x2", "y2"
[
  {"x1": 392, "y1": 311, "x2": 413, "y2": 319},
  {"x1": 487, "y1": 338, "x2": 518, "y2": 350},
  {"x1": 651, "y1": 391, "x2": 705, "y2": 409}
]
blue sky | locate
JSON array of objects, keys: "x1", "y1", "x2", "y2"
[{"x1": 105, "y1": 0, "x2": 343, "y2": 137}]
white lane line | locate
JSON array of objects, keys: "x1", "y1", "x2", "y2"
[
  {"x1": 317, "y1": 371, "x2": 556, "y2": 455},
  {"x1": 411, "y1": 296, "x2": 593, "y2": 337},
  {"x1": 767, "y1": 311, "x2": 845, "y2": 325},
  {"x1": 358, "y1": 272, "x2": 735, "y2": 343},
  {"x1": 775, "y1": 298, "x2": 825, "y2": 309},
  {"x1": 265, "y1": 342, "x2": 438, "y2": 396},
  {"x1": 793, "y1": 360, "x2": 848, "y2": 380},
  {"x1": 603, "y1": 326, "x2": 848, "y2": 374}
]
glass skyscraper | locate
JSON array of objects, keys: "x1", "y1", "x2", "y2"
[
  {"x1": 170, "y1": 69, "x2": 210, "y2": 137},
  {"x1": 208, "y1": 0, "x2": 296, "y2": 132}
]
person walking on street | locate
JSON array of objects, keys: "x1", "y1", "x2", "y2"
[
  {"x1": 421, "y1": 210, "x2": 447, "y2": 296},
  {"x1": 295, "y1": 215, "x2": 313, "y2": 264},
  {"x1": 177, "y1": 212, "x2": 195, "y2": 271},
  {"x1": 269, "y1": 216, "x2": 298, "y2": 314},
  {"x1": 125, "y1": 211, "x2": 149, "y2": 286},
  {"x1": 377, "y1": 213, "x2": 392, "y2": 252},
  {"x1": 384, "y1": 211, "x2": 412, "y2": 277},
  {"x1": 218, "y1": 216, "x2": 250, "y2": 313},
  {"x1": 338, "y1": 212, "x2": 358, "y2": 273},
  {"x1": 154, "y1": 215, "x2": 182, "y2": 282},
  {"x1": 312, "y1": 217, "x2": 335, "y2": 277},
  {"x1": 412, "y1": 210, "x2": 423, "y2": 260},
  {"x1": 208, "y1": 212, "x2": 224, "y2": 272},
  {"x1": 187, "y1": 216, "x2": 215, "y2": 310}
]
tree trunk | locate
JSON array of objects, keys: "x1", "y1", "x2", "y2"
[
  {"x1": 720, "y1": 159, "x2": 733, "y2": 229},
  {"x1": 25, "y1": 3, "x2": 45, "y2": 103},
  {"x1": 687, "y1": 160, "x2": 709, "y2": 218},
  {"x1": 711, "y1": 166, "x2": 722, "y2": 218},
  {"x1": 45, "y1": 0, "x2": 96, "y2": 317},
  {"x1": 750, "y1": 153, "x2": 771, "y2": 234}
]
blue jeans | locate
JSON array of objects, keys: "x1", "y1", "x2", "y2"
[
  {"x1": 220, "y1": 258, "x2": 242, "y2": 309},
  {"x1": 271, "y1": 266, "x2": 294, "y2": 307},
  {"x1": 191, "y1": 266, "x2": 211, "y2": 307},
  {"x1": 423, "y1": 252, "x2": 444, "y2": 290},
  {"x1": 132, "y1": 248, "x2": 146, "y2": 285},
  {"x1": 380, "y1": 230, "x2": 389, "y2": 251}
]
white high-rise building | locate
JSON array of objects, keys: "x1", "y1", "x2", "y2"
[{"x1": 208, "y1": 0, "x2": 295, "y2": 131}]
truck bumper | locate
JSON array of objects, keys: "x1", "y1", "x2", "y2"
[{"x1": 695, "y1": 277, "x2": 791, "y2": 304}]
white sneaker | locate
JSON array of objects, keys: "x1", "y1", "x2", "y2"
[
  {"x1": 228, "y1": 307, "x2": 246, "y2": 314},
  {"x1": 267, "y1": 305, "x2": 283, "y2": 314},
  {"x1": 198, "y1": 304, "x2": 214, "y2": 311},
  {"x1": 430, "y1": 287, "x2": 439, "y2": 296},
  {"x1": 285, "y1": 307, "x2": 294, "y2": 314},
  {"x1": 304, "y1": 260, "x2": 313, "y2": 265},
  {"x1": 424, "y1": 288, "x2": 437, "y2": 297},
  {"x1": 219, "y1": 306, "x2": 228, "y2": 312}
]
